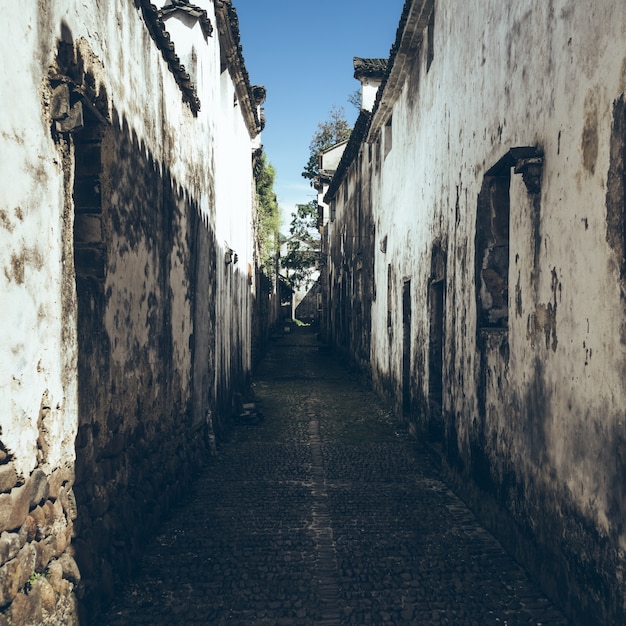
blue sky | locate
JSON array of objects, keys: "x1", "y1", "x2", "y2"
[{"x1": 233, "y1": 0, "x2": 406, "y2": 229}]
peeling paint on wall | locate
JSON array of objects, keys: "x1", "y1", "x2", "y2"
[
  {"x1": 581, "y1": 90, "x2": 600, "y2": 175},
  {"x1": 0, "y1": 1, "x2": 261, "y2": 622},
  {"x1": 322, "y1": 0, "x2": 626, "y2": 622}
]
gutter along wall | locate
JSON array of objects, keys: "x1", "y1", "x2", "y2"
[
  {"x1": 0, "y1": 0, "x2": 262, "y2": 622},
  {"x1": 323, "y1": 0, "x2": 626, "y2": 622}
]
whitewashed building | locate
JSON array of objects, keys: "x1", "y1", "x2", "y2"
[
  {"x1": 322, "y1": 1, "x2": 626, "y2": 622},
  {"x1": 0, "y1": 0, "x2": 264, "y2": 621}
]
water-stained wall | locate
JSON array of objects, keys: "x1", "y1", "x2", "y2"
[
  {"x1": 0, "y1": 1, "x2": 261, "y2": 622},
  {"x1": 326, "y1": 112, "x2": 376, "y2": 373},
  {"x1": 325, "y1": 0, "x2": 626, "y2": 622},
  {"x1": 69, "y1": 106, "x2": 217, "y2": 616}
]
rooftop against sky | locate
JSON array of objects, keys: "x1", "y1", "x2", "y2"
[{"x1": 233, "y1": 0, "x2": 405, "y2": 227}]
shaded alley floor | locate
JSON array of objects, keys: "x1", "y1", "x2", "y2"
[{"x1": 98, "y1": 326, "x2": 568, "y2": 625}]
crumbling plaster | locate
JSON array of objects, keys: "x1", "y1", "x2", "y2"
[
  {"x1": 0, "y1": 4, "x2": 81, "y2": 478},
  {"x1": 326, "y1": 0, "x2": 626, "y2": 620},
  {"x1": 368, "y1": 0, "x2": 626, "y2": 535},
  {"x1": 1, "y1": 0, "x2": 261, "y2": 619},
  {"x1": 0, "y1": 0, "x2": 239, "y2": 460}
]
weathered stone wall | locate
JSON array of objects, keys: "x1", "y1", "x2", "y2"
[
  {"x1": 0, "y1": 1, "x2": 260, "y2": 622},
  {"x1": 0, "y1": 461, "x2": 78, "y2": 626},
  {"x1": 326, "y1": 113, "x2": 376, "y2": 374},
  {"x1": 325, "y1": 0, "x2": 626, "y2": 622}
]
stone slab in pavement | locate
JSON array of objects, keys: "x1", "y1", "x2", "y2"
[{"x1": 97, "y1": 326, "x2": 569, "y2": 625}]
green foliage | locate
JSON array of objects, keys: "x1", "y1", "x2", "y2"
[
  {"x1": 255, "y1": 152, "x2": 281, "y2": 271},
  {"x1": 281, "y1": 199, "x2": 320, "y2": 291},
  {"x1": 301, "y1": 106, "x2": 352, "y2": 181},
  {"x1": 281, "y1": 106, "x2": 352, "y2": 289},
  {"x1": 281, "y1": 107, "x2": 352, "y2": 290},
  {"x1": 289, "y1": 199, "x2": 318, "y2": 242}
]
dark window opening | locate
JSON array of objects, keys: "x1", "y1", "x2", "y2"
[
  {"x1": 402, "y1": 280, "x2": 411, "y2": 416},
  {"x1": 606, "y1": 97, "x2": 626, "y2": 277},
  {"x1": 475, "y1": 171, "x2": 510, "y2": 331},
  {"x1": 475, "y1": 147, "x2": 543, "y2": 334},
  {"x1": 384, "y1": 116, "x2": 393, "y2": 158},
  {"x1": 74, "y1": 119, "x2": 106, "y2": 280}
]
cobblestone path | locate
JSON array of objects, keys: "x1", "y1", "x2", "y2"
[{"x1": 98, "y1": 327, "x2": 569, "y2": 625}]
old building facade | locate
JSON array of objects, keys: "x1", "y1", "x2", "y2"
[
  {"x1": 0, "y1": 0, "x2": 269, "y2": 622},
  {"x1": 322, "y1": 1, "x2": 626, "y2": 623}
]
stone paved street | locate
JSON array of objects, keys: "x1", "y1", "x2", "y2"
[{"x1": 97, "y1": 326, "x2": 569, "y2": 625}]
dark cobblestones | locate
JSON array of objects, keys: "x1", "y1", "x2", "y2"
[{"x1": 97, "y1": 327, "x2": 569, "y2": 625}]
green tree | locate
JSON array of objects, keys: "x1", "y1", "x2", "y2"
[
  {"x1": 301, "y1": 106, "x2": 352, "y2": 182},
  {"x1": 282, "y1": 107, "x2": 352, "y2": 290},
  {"x1": 348, "y1": 89, "x2": 362, "y2": 111},
  {"x1": 281, "y1": 199, "x2": 320, "y2": 291},
  {"x1": 255, "y1": 152, "x2": 281, "y2": 272}
]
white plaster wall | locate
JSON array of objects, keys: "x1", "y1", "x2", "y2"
[
  {"x1": 215, "y1": 67, "x2": 256, "y2": 394},
  {"x1": 367, "y1": 0, "x2": 626, "y2": 547},
  {"x1": 361, "y1": 80, "x2": 380, "y2": 112},
  {"x1": 75, "y1": 1, "x2": 220, "y2": 424},
  {"x1": 0, "y1": 0, "x2": 233, "y2": 472},
  {"x1": 0, "y1": 4, "x2": 78, "y2": 477},
  {"x1": 321, "y1": 142, "x2": 347, "y2": 173}
]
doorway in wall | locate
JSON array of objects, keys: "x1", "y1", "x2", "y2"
[
  {"x1": 428, "y1": 279, "x2": 444, "y2": 440},
  {"x1": 72, "y1": 107, "x2": 112, "y2": 557},
  {"x1": 402, "y1": 280, "x2": 411, "y2": 416},
  {"x1": 73, "y1": 113, "x2": 108, "y2": 429}
]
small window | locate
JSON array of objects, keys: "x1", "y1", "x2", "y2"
[
  {"x1": 384, "y1": 116, "x2": 393, "y2": 157},
  {"x1": 475, "y1": 172, "x2": 510, "y2": 331},
  {"x1": 606, "y1": 97, "x2": 626, "y2": 277},
  {"x1": 475, "y1": 147, "x2": 543, "y2": 334}
]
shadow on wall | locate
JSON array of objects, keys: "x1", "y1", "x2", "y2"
[
  {"x1": 53, "y1": 33, "x2": 228, "y2": 618},
  {"x1": 251, "y1": 270, "x2": 277, "y2": 365},
  {"x1": 69, "y1": 102, "x2": 221, "y2": 618},
  {"x1": 0, "y1": 19, "x2": 255, "y2": 626}
]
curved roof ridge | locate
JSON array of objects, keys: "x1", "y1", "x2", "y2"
[{"x1": 136, "y1": 0, "x2": 201, "y2": 114}]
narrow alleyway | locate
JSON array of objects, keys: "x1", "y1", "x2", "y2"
[{"x1": 97, "y1": 326, "x2": 568, "y2": 625}]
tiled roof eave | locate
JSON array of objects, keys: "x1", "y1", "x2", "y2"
[
  {"x1": 159, "y1": 1, "x2": 214, "y2": 39},
  {"x1": 135, "y1": 0, "x2": 201, "y2": 114},
  {"x1": 214, "y1": 1, "x2": 262, "y2": 137},
  {"x1": 368, "y1": 0, "x2": 434, "y2": 142},
  {"x1": 353, "y1": 57, "x2": 388, "y2": 79}
]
